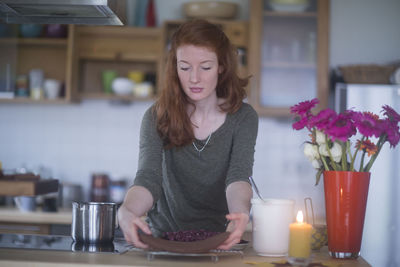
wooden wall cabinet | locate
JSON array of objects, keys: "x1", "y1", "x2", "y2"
[
  {"x1": 1, "y1": 20, "x2": 248, "y2": 104},
  {"x1": 248, "y1": 0, "x2": 329, "y2": 117},
  {"x1": 74, "y1": 19, "x2": 249, "y2": 102},
  {"x1": 71, "y1": 25, "x2": 162, "y2": 101},
  {"x1": 0, "y1": 25, "x2": 74, "y2": 104}
]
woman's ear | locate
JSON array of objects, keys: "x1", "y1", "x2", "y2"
[{"x1": 218, "y1": 65, "x2": 224, "y2": 74}]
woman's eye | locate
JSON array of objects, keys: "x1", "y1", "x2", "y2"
[
  {"x1": 180, "y1": 67, "x2": 189, "y2": 71},
  {"x1": 202, "y1": 67, "x2": 211, "y2": 70}
]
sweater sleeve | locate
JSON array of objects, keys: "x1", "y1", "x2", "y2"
[
  {"x1": 133, "y1": 107, "x2": 164, "y2": 203},
  {"x1": 225, "y1": 104, "x2": 259, "y2": 187}
]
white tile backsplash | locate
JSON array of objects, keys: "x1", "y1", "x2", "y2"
[
  {"x1": 0, "y1": 102, "x2": 325, "y2": 220},
  {"x1": 254, "y1": 117, "x2": 325, "y2": 222}
]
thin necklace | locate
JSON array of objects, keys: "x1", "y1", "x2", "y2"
[{"x1": 192, "y1": 133, "x2": 212, "y2": 157}]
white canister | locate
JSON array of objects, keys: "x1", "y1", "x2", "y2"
[
  {"x1": 14, "y1": 196, "x2": 36, "y2": 212},
  {"x1": 29, "y1": 69, "x2": 44, "y2": 100},
  {"x1": 251, "y1": 198, "x2": 295, "y2": 256},
  {"x1": 43, "y1": 79, "x2": 61, "y2": 99}
]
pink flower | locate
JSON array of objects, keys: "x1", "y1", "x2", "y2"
[
  {"x1": 383, "y1": 120, "x2": 400, "y2": 148},
  {"x1": 292, "y1": 116, "x2": 309, "y2": 130},
  {"x1": 353, "y1": 111, "x2": 382, "y2": 138},
  {"x1": 382, "y1": 105, "x2": 400, "y2": 123},
  {"x1": 308, "y1": 109, "x2": 336, "y2": 131},
  {"x1": 325, "y1": 113, "x2": 357, "y2": 142},
  {"x1": 290, "y1": 98, "x2": 319, "y2": 117},
  {"x1": 291, "y1": 99, "x2": 400, "y2": 176}
]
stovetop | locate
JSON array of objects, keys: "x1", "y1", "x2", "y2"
[
  {"x1": 0, "y1": 233, "x2": 247, "y2": 262},
  {"x1": 0, "y1": 233, "x2": 131, "y2": 254}
]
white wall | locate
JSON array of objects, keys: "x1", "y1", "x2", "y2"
[
  {"x1": 0, "y1": 101, "x2": 149, "y2": 192},
  {"x1": 330, "y1": 0, "x2": 400, "y2": 67}
]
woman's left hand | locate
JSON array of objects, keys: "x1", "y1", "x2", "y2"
[{"x1": 217, "y1": 212, "x2": 249, "y2": 250}]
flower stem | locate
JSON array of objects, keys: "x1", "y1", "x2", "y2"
[
  {"x1": 359, "y1": 151, "x2": 366, "y2": 172},
  {"x1": 351, "y1": 137, "x2": 364, "y2": 172},
  {"x1": 364, "y1": 135, "x2": 386, "y2": 172},
  {"x1": 320, "y1": 156, "x2": 330, "y2": 171},
  {"x1": 341, "y1": 141, "x2": 348, "y2": 170},
  {"x1": 326, "y1": 141, "x2": 339, "y2": 171}
]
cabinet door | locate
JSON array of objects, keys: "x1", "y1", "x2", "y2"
[{"x1": 249, "y1": 0, "x2": 329, "y2": 116}]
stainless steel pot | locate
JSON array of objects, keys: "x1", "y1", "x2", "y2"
[
  {"x1": 71, "y1": 241, "x2": 115, "y2": 253},
  {"x1": 71, "y1": 202, "x2": 116, "y2": 243}
]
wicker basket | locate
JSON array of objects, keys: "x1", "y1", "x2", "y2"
[{"x1": 339, "y1": 64, "x2": 396, "y2": 84}]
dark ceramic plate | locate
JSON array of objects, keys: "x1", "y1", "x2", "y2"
[{"x1": 138, "y1": 232, "x2": 230, "y2": 253}]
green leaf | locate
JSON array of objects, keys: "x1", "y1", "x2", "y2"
[{"x1": 315, "y1": 169, "x2": 324, "y2": 186}]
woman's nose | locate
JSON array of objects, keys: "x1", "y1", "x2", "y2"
[{"x1": 189, "y1": 68, "x2": 200, "y2": 83}]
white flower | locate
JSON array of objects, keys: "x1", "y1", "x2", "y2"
[
  {"x1": 311, "y1": 159, "x2": 321, "y2": 169},
  {"x1": 331, "y1": 142, "x2": 342, "y2": 163},
  {"x1": 318, "y1": 142, "x2": 342, "y2": 163},
  {"x1": 318, "y1": 144, "x2": 329, "y2": 157},
  {"x1": 316, "y1": 130, "x2": 326, "y2": 145},
  {"x1": 304, "y1": 143, "x2": 320, "y2": 161}
]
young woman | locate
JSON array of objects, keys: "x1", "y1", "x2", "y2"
[{"x1": 118, "y1": 19, "x2": 258, "y2": 250}]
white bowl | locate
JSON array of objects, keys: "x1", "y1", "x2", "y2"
[{"x1": 111, "y1": 78, "x2": 134, "y2": 96}]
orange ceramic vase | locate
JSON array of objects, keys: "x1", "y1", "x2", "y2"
[{"x1": 323, "y1": 171, "x2": 371, "y2": 259}]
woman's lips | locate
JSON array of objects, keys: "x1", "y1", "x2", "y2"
[{"x1": 190, "y1": 87, "x2": 203, "y2": 93}]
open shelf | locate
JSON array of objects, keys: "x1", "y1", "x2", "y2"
[
  {"x1": 263, "y1": 11, "x2": 317, "y2": 17},
  {"x1": 0, "y1": 25, "x2": 73, "y2": 104},
  {"x1": 263, "y1": 61, "x2": 316, "y2": 69},
  {"x1": 0, "y1": 98, "x2": 69, "y2": 104},
  {"x1": 73, "y1": 25, "x2": 162, "y2": 101},
  {"x1": 78, "y1": 92, "x2": 153, "y2": 102},
  {"x1": 79, "y1": 52, "x2": 159, "y2": 62},
  {"x1": 0, "y1": 38, "x2": 68, "y2": 47}
]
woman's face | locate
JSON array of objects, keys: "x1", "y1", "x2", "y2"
[{"x1": 176, "y1": 45, "x2": 222, "y2": 103}]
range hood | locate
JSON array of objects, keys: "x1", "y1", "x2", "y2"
[{"x1": 0, "y1": 0, "x2": 123, "y2": 25}]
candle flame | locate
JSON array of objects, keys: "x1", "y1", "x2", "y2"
[{"x1": 296, "y1": 210, "x2": 304, "y2": 223}]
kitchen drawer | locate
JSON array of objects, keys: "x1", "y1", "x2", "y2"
[{"x1": 0, "y1": 222, "x2": 50, "y2": 235}]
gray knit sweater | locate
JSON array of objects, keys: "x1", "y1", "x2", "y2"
[{"x1": 133, "y1": 103, "x2": 258, "y2": 236}]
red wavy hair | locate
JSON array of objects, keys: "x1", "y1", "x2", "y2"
[{"x1": 154, "y1": 19, "x2": 248, "y2": 148}]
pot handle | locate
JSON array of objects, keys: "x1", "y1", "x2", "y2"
[{"x1": 115, "y1": 207, "x2": 119, "y2": 229}]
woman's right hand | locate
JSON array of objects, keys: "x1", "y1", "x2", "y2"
[{"x1": 117, "y1": 204, "x2": 152, "y2": 249}]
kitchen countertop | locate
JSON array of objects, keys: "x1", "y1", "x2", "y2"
[
  {"x1": 0, "y1": 245, "x2": 371, "y2": 267},
  {"x1": 0, "y1": 207, "x2": 72, "y2": 225},
  {"x1": 0, "y1": 209, "x2": 371, "y2": 266}
]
